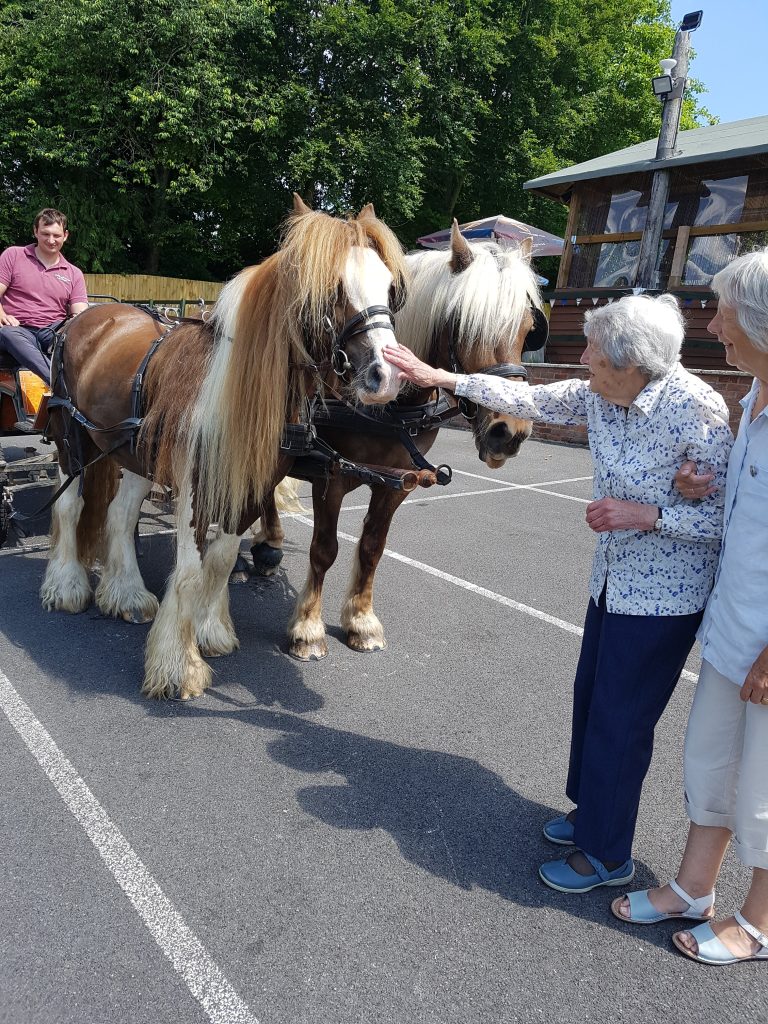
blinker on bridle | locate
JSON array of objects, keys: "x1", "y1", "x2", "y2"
[
  {"x1": 450, "y1": 305, "x2": 549, "y2": 420},
  {"x1": 324, "y1": 305, "x2": 396, "y2": 378}
]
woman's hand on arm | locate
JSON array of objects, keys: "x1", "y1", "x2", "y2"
[
  {"x1": 674, "y1": 460, "x2": 718, "y2": 499},
  {"x1": 382, "y1": 343, "x2": 459, "y2": 391},
  {"x1": 741, "y1": 645, "x2": 768, "y2": 705},
  {"x1": 585, "y1": 497, "x2": 659, "y2": 533}
]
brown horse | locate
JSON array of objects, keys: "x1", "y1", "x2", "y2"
[
  {"x1": 40, "y1": 197, "x2": 407, "y2": 699},
  {"x1": 251, "y1": 222, "x2": 544, "y2": 660}
]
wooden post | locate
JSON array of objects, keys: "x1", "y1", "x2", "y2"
[
  {"x1": 668, "y1": 225, "x2": 691, "y2": 287},
  {"x1": 556, "y1": 190, "x2": 581, "y2": 288},
  {"x1": 635, "y1": 27, "x2": 693, "y2": 289}
]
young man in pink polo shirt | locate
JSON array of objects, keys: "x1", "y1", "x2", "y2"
[{"x1": 0, "y1": 209, "x2": 88, "y2": 399}]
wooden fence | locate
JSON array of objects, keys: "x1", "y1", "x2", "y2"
[{"x1": 84, "y1": 274, "x2": 223, "y2": 304}]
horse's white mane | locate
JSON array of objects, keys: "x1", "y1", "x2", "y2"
[{"x1": 396, "y1": 242, "x2": 542, "y2": 360}]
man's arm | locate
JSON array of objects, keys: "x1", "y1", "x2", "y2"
[
  {"x1": 0, "y1": 282, "x2": 20, "y2": 327},
  {"x1": 68, "y1": 266, "x2": 88, "y2": 319}
]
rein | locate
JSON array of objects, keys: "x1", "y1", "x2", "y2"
[{"x1": 309, "y1": 377, "x2": 454, "y2": 487}]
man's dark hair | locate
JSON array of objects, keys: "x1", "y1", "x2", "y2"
[{"x1": 33, "y1": 208, "x2": 68, "y2": 232}]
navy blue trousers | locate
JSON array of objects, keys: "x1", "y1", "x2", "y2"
[
  {"x1": 568, "y1": 590, "x2": 702, "y2": 864},
  {"x1": 0, "y1": 325, "x2": 54, "y2": 383}
]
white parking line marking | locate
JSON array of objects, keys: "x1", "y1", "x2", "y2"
[
  {"x1": 0, "y1": 670, "x2": 259, "y2": 1024},
  {"x1": 292, "y1": 515, "x2": 698, "y2": 683},
  {"x1": 0, "y1": 474, "x2": 594, "y2": 555},
  {"x1": 454, "y1": 470, "x2": 594, "y2": 488},
  {"x1": 336, "y1": 473, "x2": 594, "y2": 513}
]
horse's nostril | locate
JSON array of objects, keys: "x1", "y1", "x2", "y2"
[
  {"x1": 487, "y1": 422, "x2": 509, "y2": 439},
  {"x1": 366, "y1": 363, "x2": 383, "y2": 391}
]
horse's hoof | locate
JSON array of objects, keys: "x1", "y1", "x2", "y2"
[
  {"x1": 251, "y1": 541, "x2": 284, "y2": 575},
  {"x1": 121, "y1": 607, "x2": 155, "y2": 624},
  {"x1": 347, "y1": 633, "x2": 387, "y2": 654},
  {"x1": 288, "y1": 639, "x2": 328, "y2": 662}
]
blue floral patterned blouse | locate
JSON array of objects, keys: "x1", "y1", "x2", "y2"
[{"x1": 455, "y1": 365, "x2": 734, "y2": 615}]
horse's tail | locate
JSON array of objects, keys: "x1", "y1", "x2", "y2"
[
  {"x1": 274, "y1": 477, "x2": 305, "y2": 515},
  {"x1": 75, "y1": 458, "x2": 120, "y2": 567}
]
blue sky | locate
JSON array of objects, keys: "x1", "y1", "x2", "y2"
[{"x1": 668, "y1": 1, "x2": 768, "y2": 123}]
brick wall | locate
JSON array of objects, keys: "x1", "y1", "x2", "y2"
[{"x1": 523, "y1": 364, "x2": 752, "y2": 446}]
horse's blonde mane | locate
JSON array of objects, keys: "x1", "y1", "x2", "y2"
[
  {"x1": 188, "y1": 207, "x2": 407, "y2": 532},
  {"x1": 395, "y1": 242, "x2": 542, "y2": 361}
]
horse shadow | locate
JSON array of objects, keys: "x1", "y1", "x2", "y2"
[
  {"x1": 2, "y1": 531, "x2": 671, "y2": 944},
  {"x1": 181, "y1": 696, "x2": 670, "y2": 941},
  {"x1": 0, "y1": 529, "x2": 324, "y2": 715}
]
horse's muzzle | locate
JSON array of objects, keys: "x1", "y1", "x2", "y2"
[{"x1": 476, "y1": 420, "x2": 531, "y2": 465}]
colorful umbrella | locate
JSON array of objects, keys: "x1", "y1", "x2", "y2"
[{"x1": 418, "y1": 215, "x2": 564, "y2": 257}]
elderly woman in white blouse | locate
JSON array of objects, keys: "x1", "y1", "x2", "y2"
[
  {"x1": 613, "y1": 248, "x2": 768, "y2": 966},
  {"x1": 383, "y1": 293, "x2": 733, "y2": 894}
]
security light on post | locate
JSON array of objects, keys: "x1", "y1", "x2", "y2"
[
  {"x1": 634, "y1": 9, "x2": 703, "y2": 289},
  {"x1": 652, "y1": 59, "x2": 678, "y2": 101}
]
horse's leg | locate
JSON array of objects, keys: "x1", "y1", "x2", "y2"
[
  {"x1": 40, "y1": 469, "x2": 92, "y2": 613},
  {"x1": 143, "y1": 485, "x2": 211, "y2": 700},
  {"x1": 287, "y1": 476, "x2": 347, "y2": 661},
  {"x1": 95, "y1": 470, "x2": 159, "y2": 623},
  {"x1": 340, "y1": 484, "x2": 409, "y2": 653},
  {"x1": 251, "y1": 488, "x2": 286, "y2": 577},
  {"x1": 195, "y1": 527, "x2": 242, "y2": 656}
]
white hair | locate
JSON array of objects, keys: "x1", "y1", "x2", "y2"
[
  {"x1": 711, "y1": 247, "x2": 768, "y2": 353},
  {"x1": 583, "y1": 293, "x2": 684, "y2": 380},
  {"x1": 396, "y1": 242, "x2": 542, "y2": 361}
]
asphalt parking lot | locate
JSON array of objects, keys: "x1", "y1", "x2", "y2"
[{"x1": 1, "y1": 430, "x2": 764, "y2": 1024}]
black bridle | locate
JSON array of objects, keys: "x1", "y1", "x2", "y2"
[
  {"x1": 448, "y1": 305, "x2": 549, "y2": 420},
  {"x1": 324, "y1": 304, "x2": 396, "y2": 378}
]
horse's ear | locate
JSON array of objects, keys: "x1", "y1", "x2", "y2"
[
  {"x1": 449, "y1": 219, "x2": 473, "y2": 274},
  {"x1": 519, "y1": 236, "x2": 533, "y2": 260},
  {"x1": 357, "y1": 202, "x2": 376, "y2": 221},
  {"x1": 292, "y1": 193, "x2": 312, "y2": 215}
]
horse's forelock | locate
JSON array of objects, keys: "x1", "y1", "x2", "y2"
[
  {"x1": 278, "y1": 209, "x2": 406, "y2": 343},
  {"x1": 399, "y1": 242, "x2": 542, "y2": 360}
]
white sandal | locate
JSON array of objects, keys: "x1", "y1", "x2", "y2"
[
  {"x1": 610, "y1": 878, "x2": 715, "y2": 925},
  {"x1": 673, "y1": 912, "x2": 768, "y2": 965}
]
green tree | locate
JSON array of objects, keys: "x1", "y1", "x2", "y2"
[
  {"x1": 0, "y1": 0, "x2": 711, "y2": 276},
  {"x1": 0, "y1": 0, "x2": 275, "y2": 274}
]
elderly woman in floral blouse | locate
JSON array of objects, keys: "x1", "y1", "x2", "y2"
[{"x1": 383, "y1": 293, "x2": 733, "y2": 893}]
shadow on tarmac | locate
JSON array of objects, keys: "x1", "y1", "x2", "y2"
[
  {"x1": 1, "y1": 528, "x2": 672, "y2": 944},
  {"x1": 0, "y1": 529, "x2": 324, "y2": 715},
  {"x1": 179, "y1": 693, "x2": 673, "y2": 944}
]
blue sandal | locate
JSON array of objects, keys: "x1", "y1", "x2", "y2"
[
  {"x1": 672, "y1": 912, "x2": 768, "y2": 965},
  {"x1": 610, "y1": 878, "x2": 715, "y2": 925},
  {"x1": 539, "y1": 851, "x2": 635, "y2": 893}
]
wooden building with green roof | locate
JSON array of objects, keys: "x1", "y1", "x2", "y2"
[{"x1": 524, "y1": 115, "x2": 768, "y2": 369}]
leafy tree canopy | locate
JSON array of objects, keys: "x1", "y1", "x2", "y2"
[{"x1": 0, "y1": 0, "x2": 710, "y2": 278}]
